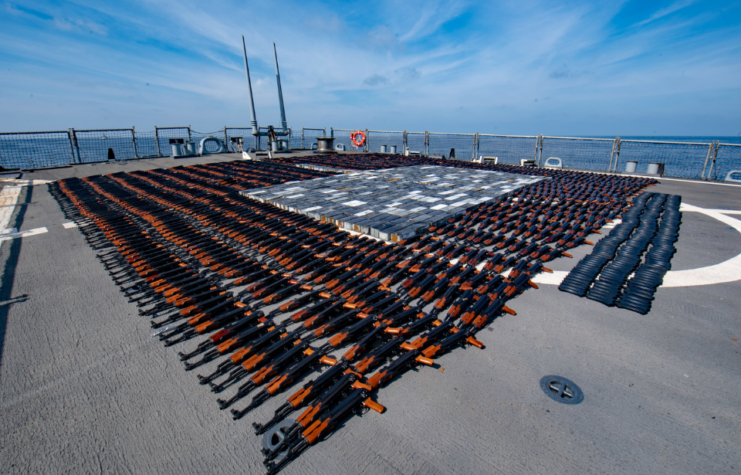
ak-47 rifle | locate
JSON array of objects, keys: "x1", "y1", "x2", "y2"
[
  {"x1": 230, "y1": 345, "x2": 336, "y2": 418},
  {"x1": 252, "y1": 360, "x2": 351, "y2": 435}
]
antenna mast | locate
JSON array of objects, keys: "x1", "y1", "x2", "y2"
[
  {"x1": 273, "y1": 43, "x2": 288, "y2": 134},
  {"x1": 241, "y1": 35, "x2": 259, "y2": 136}
]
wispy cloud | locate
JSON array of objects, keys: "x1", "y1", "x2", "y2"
[
  {"x1": 397, "y1": 0, "x2": 470, "y2": 42},
  {"x1": 0, "y1": 0, "x2": 739, "y2": 135},
  {"x1": 635, "y1": 0, "x2": 696, "y2": 27},
  {"x1": 54, "y1": 17, "x2": 107, "y2": 35}
]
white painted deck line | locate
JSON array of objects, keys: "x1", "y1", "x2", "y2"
[
  {"x1": 0, "y1": 179, "x2": 53, "y2": 186},
  {"x1": 0, "y1": 227, "x2": 48, "y2": 242},
  {"x1": 531, "y1": 271, "x2": 569, "y2": 286},
  {"x1": 62, "y1": 222, "x2": 79, "y2": 229},
  {"x1": 691, "y1": 209, "x2": 741, "y2": 215},
  {"x1": 0, "y1": 184, "x2": 50, "y2": 247},
  {"x1": 661, "y1": 204, "x2": 741, "y2": 287},
  {"x1": 0, "y1": 185, "x2": 23, "y2": 251}
]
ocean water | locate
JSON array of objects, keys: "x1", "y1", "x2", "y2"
[{"x1": 591, "y1": 136, "x2": 741, "y2": 145}]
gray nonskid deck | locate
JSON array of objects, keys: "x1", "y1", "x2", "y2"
[{"x1": 0, "y1": 157, "x2": 739, "y2": 475}]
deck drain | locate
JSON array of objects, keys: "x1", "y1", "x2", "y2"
[
  {"x1": 261, "y1": 419, "x2": 295, "y2": 464},
  {"x1": 540, "y1": 375, "x2": 584, "y2": 405}
]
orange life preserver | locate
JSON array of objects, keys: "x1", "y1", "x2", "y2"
[{"x1": 351, "y1": 130, "x2": 366, "y2": 147}]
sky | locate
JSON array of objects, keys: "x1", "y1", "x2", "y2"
[{"x1": 1, "y1": 0, "x2": 740, "y2": 136}]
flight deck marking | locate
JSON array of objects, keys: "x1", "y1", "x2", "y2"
[
  {"x1": 0, "y1": 227, "x2": 49, "y2": 242},
  {"x1": 532, "y1": 203, "x2": 741, "y2": 288},
  {"x1": 0, "y1": 179, "x2": 53, "y2": 186},
  {"x1": 0, "y1": 184, "x2": 49, "y2": 248},
  {"x1": 0, "y1": 185, "x2": 23, "y2": 250}
]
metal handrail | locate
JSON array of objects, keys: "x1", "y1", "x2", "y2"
[
  {"x1": 1, "y1": 124, "x2": 737, "y2": 179},
  {"x1": 74, "y1": 128, "x2": 138, "y2": 133},
  {"x1": 428, "y1": 132, "x2": 475, "y2": 136},
  {"x1": 619, "y1": 139, "x2": 713, "y2": 146},
  {"x1": 543, "y1": 136, "x2": 614, "y2": 141},
  {"x1": 0, "y1": 130, "x2": 69, "y2": 135},
  {"x1": 479, "y1": 133, "x2": 539, "y2": 138}
]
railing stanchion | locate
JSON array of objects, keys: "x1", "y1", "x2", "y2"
[
  {"x1": 67, "y1": 129, "x2": 77, "y2": 165},
  {"x1": 131, "y1": 127, "x2": 139, "y2": 159},
  {"x1": 608, "y1": 137, "x2": 618, "y2": 172},
  {"x1": 70, "y1": 128, "x2": 81, "y2": 164},
  {"x1": 154, "y1": 126, "x2": 161, "y2": 157},
  {"x1": 705, "y1": 141, "x2": 719, "y2": 181},
  {"x1": 701, "y1": 141, "x2": 715, "y2": 180},
  {"x1": 612, "y1": 138, "x2": 622, "y2": 172},
  {"x1": 472, "y1": 133, "x2": 479, "y2": 161}
]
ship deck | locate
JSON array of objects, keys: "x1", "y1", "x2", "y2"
[{"x1": 1, "y1": 153, "x2": 739, "y2": 474}]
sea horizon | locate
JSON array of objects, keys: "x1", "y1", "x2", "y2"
[{"x1": 584, "y1": 135, "x2": 741, "y2": 144}]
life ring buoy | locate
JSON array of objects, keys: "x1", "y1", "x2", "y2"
[{"x1": 351, "y1": 130, "x2": 366, "y2": 147}]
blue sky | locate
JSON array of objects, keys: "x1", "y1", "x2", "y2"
[{"x1": 1, "y1": 0, "x2": 740, "y2": 135}]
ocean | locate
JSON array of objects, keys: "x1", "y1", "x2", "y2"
[{"x1": 592, "y1": 136, "x2": 741, "y2": 145}]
